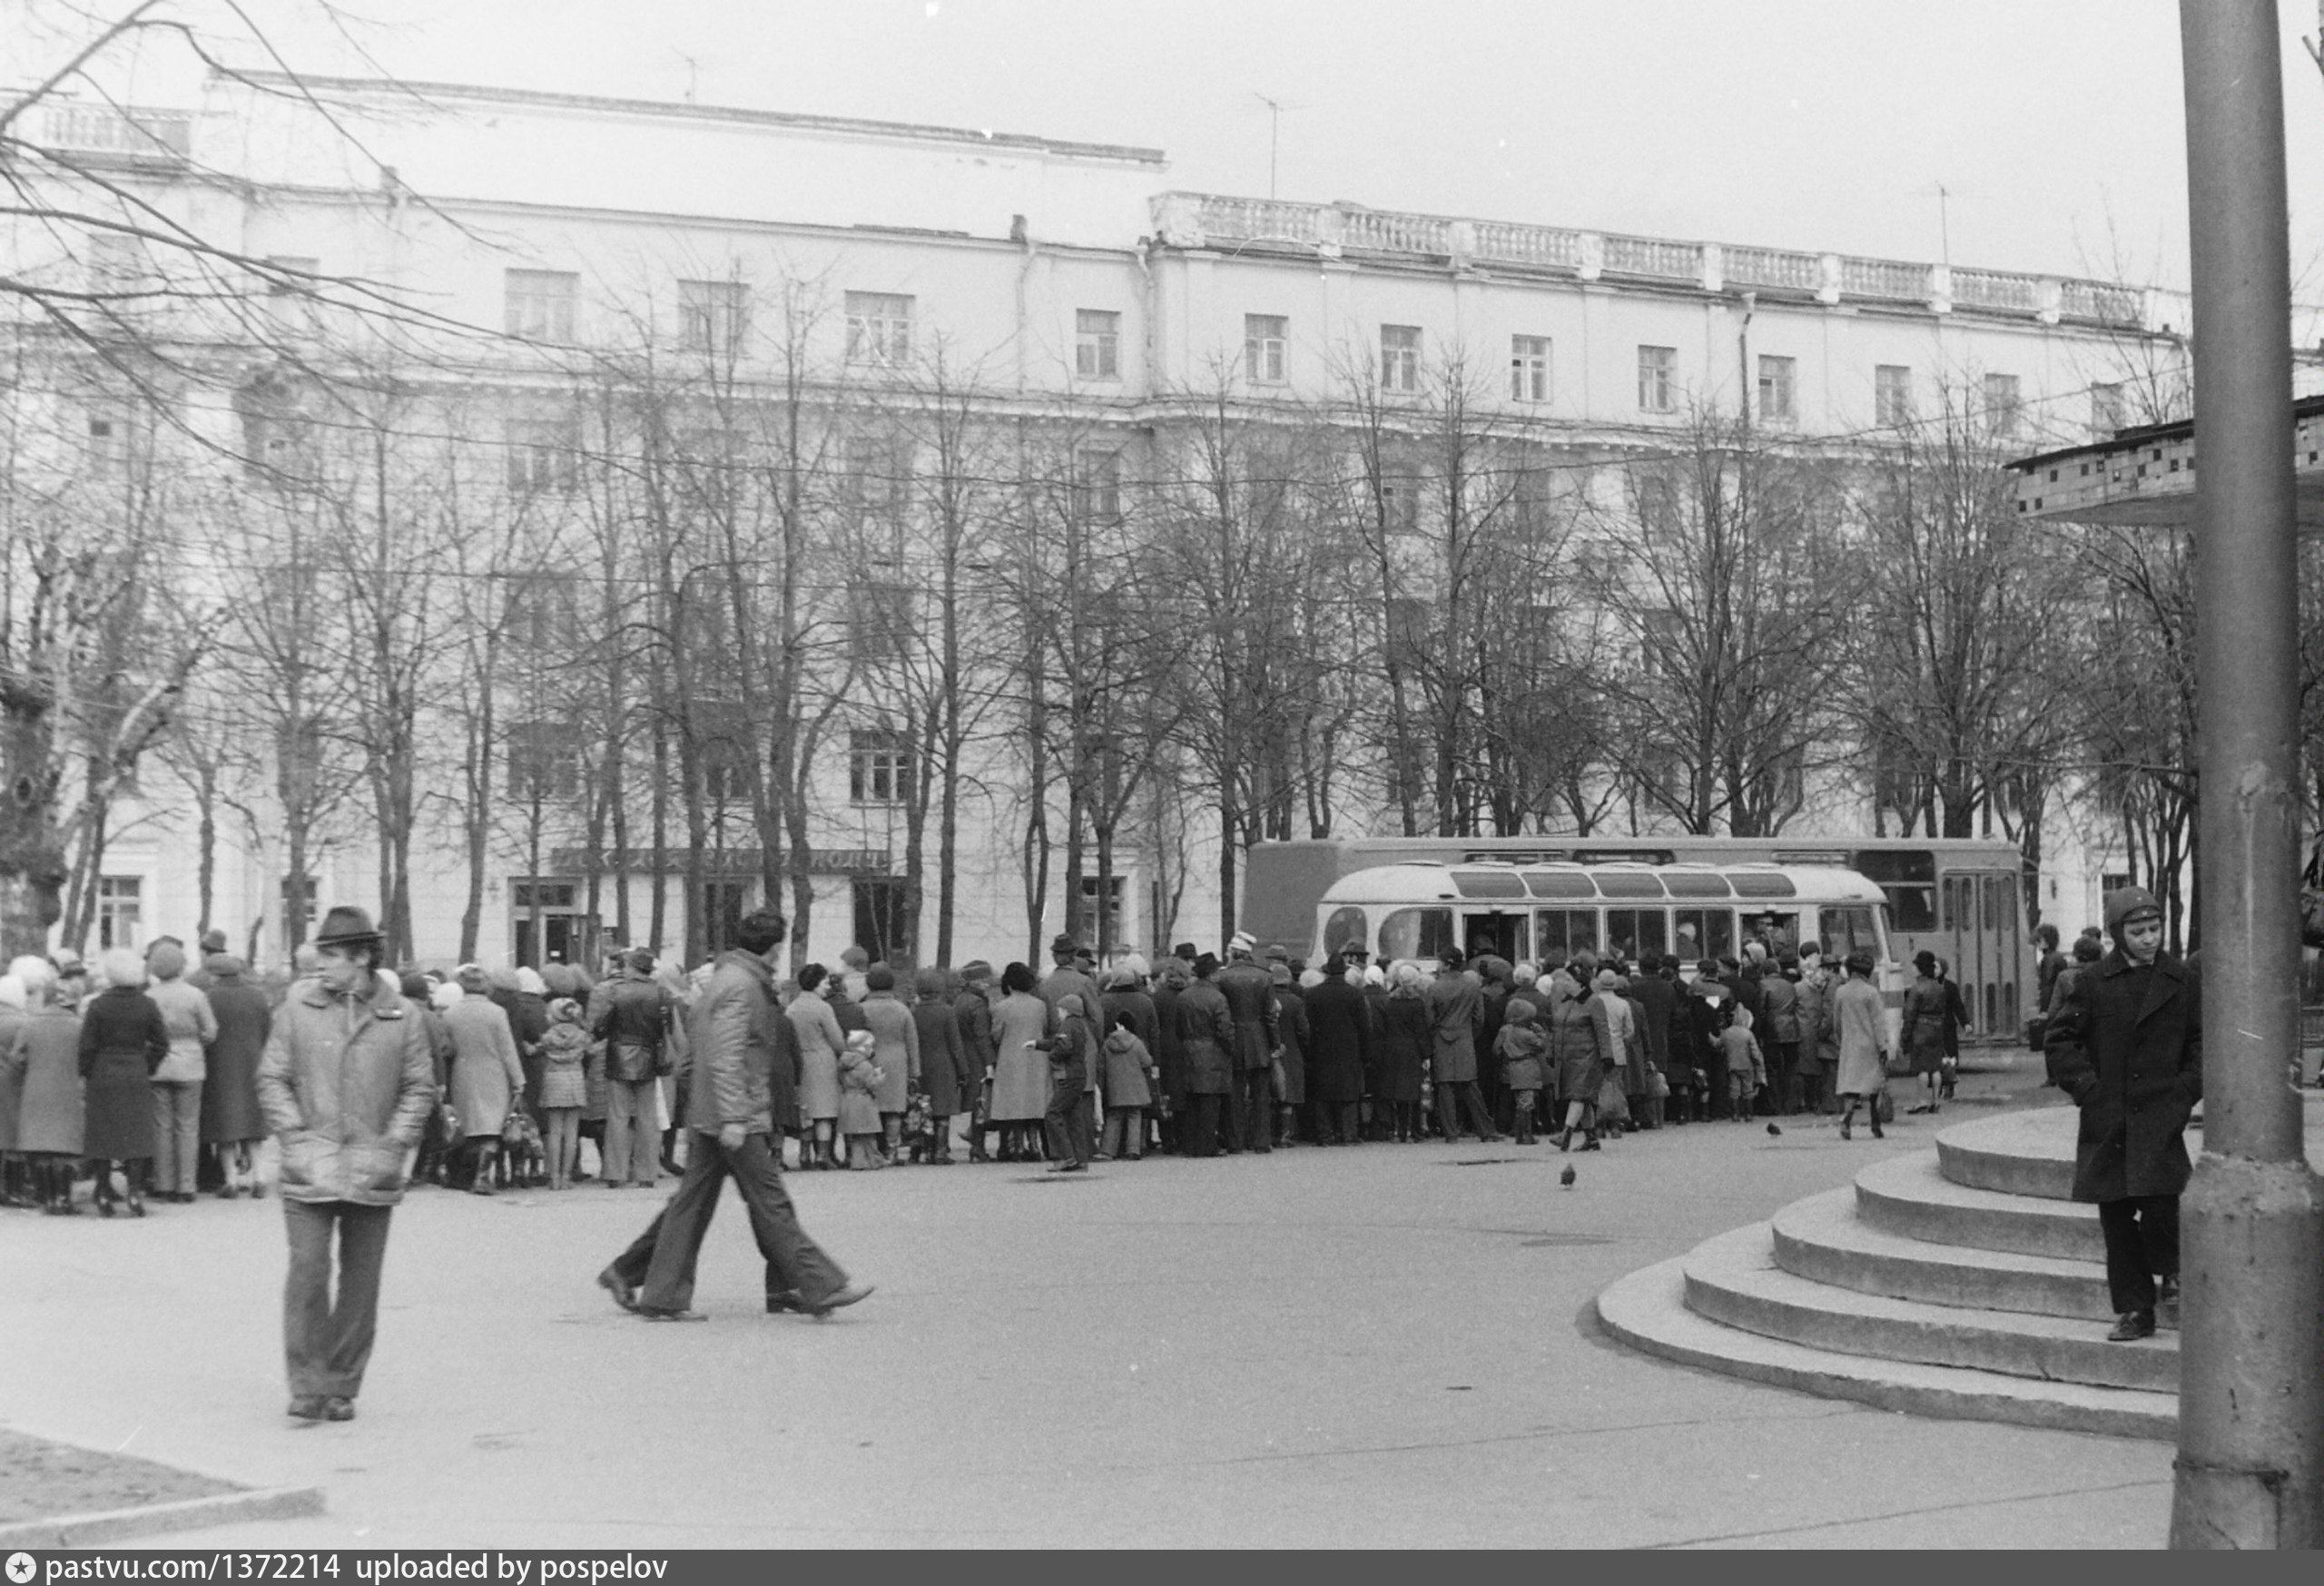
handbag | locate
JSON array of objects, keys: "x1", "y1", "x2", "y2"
[
  {"x1": 1647, "y1": 1068, "x2": 1670, "y2": 1100},
  {"x1": 1885, "y1": 1048, "x2": 1913, "y2": 1078}
]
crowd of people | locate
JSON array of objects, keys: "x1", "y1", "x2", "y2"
[{"x1": 0, "y1": 911, "x2": 2005, "y2": 1219}]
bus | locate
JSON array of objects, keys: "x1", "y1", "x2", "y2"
[
  {"x1": 1244, "y1": 834, "x2": 2030, "y2": 1045},
  {"x1": 1309, "y1": 858, "x2": 1905, "y2": 1039}
]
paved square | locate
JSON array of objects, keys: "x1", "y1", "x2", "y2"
[{"x1": 4, "y1": 1100, "x2": 2172, "y2": 1548}]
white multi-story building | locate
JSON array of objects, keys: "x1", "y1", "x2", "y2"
[{"x1": 5, "y1": 73, "x2": 2191, "y2": 970}]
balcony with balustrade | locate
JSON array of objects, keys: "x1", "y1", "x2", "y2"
[
  {"x1": 31, "y1": 102, "x2": 193, "y2": 166},
  {"x1": 1149, "y1": 190, "x2": 2166, "y2": 334}
]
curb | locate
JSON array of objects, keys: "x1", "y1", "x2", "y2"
[{"x1": 0, "y1": 1484, "x2": 327, "y2": 1549}]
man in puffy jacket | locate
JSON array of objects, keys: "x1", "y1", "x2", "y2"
[
  {"x1": 255, "y1": 906, "x2": 434, "y2": 1423},
  {"x1": 600, "y1": 909, "x2": 870, "y2": 1323}
]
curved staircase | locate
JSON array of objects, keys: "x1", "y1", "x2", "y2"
[{"x1": 1597, "y1": 1100, "x2": 2324, "y2": 1441}]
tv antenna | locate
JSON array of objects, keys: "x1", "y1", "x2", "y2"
[{"x1": 1253, "y1": 92, "x2": 1305, "y2": 200}]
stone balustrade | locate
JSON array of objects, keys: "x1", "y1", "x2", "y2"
[
  {"x1": 36, "y1": 103, "x2": 192, "y2": 159},
  {"x1": 1152, "y1": 191, "x2": 2162, "y2": 331}
]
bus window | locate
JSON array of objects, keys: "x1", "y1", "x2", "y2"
[
  {"x1": 1323, "y1": 906, "x2": 1368, "y2": 960},
  {"x1": 1672, "y1": 909, "x2": 1732, "y2": 964},
  {"x1": 1535, "y1": 909, "x2": 1598, "y2": 957},
  {"x1": 1463, "y1": 912, "x2": 1530, "y2": 964},
  {"x1": 1380, "y1": 907, "x2": 1454, "y2": 964},
  {"x1": 1853, "y1": 848, "x2": 1937, "y2": 931},
  {"x1": 1822, "y1": 904, "x2": 1882, "y2": 964},
  {"x1": 1743, "y1": 910, "x2": 1799, "y2": 959},
  {"x1": 1604, "y1": 908, "x2": 1668, "y2": 963}
]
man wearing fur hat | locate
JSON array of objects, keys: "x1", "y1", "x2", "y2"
[
  {"x1": 255, "y1": 906, "x2": 434, "y2": 1422},
  {"x1": 2044, "y1": 885, "x2": 2202, "y2": 1342}
]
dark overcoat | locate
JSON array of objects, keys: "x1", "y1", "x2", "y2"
[
  {"x1": 78, "y1": 986, "x2": 168, "y2": 1159},
  {"x1": 1426, "y1": 972, "x2": 1483, "y2": 1085},
  {"x1": 1148, "y1": 978, "x2": 1187, "y2": 1109},
  {"x1": 1373, "y1": 992, "x2": 1430, "y2": 1102},
  {"x1": 1215, "y1": 961, "x2": 1280, "y2": 1071},
  {"x1": 1175, "y1": 979, "x2": 1236, "y2": 1095},
  {"x1": 1272, "y1": 987, "x2": 1308, "y2": 1103},
  {"x1": 1304, "y1": 976, "x2": 1369, "y2": 1104},
  {"x1": 201, "y1": 971, "x2": 273, "y2": 1144},
  {"x1": 2044, "y1": 949, "x2": 2201, "y2": 1202},
  {"x1": 911, "y1": 995, "x2": 975, "y2": 1117}
]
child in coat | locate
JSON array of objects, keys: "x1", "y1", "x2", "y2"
[
  {"x1": 1719, "y1": 1004, "x2": 1768, "y2": 1123},
  {"x1": 1098, "y1": 1011, "x2": 1157, "y2": 1162},
  {"x1": 1031, "y1": 993, "x2": 1097, "y2": 1172},
  {"x1": 837, "y1": 1029, "x2": 887, "y2": 1170},
  {"x1": 1493, "y1": 997, "x2": 1548, "y2": 1145},
  {"x1": 537, "y1": 996, "x2": 591, "y2": 1189}
]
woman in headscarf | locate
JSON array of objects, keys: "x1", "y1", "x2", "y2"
[
  {"x1": 988, "y1": 962, "x2": 1052, "y2": 1161},
  {"x1": 785, "y1": 964, "x2": 847, "y2": 1170},
  {"x1": 1546, "y1": 965, "x2": 1612, "y2": 1152},
  {"x1": 444, "y1": 965, "x2": 526, "y2": 1193},
  {"x1": 78, "y1": 947, "x2": 170, "y2": 1215}
]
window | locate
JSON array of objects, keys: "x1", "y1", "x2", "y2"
[
  {"x1": 677, "y1": 279, "x2": 748, "y2": 355},
  {"x1": 1671, "y1": 907, "x2": 1734, "y2": 964},
  {"x1": 1072, "y1": 448, "x2": 1122, "y2": 522},
  {"x1": 702, "y1": 880, "x2": 748, "y2": 956},
  {"x1": 1822, "y1": 904, "x2": 1883, "y2": 966},
  {"x1": 1638, "y1": 345, "x2": 1677, "y2": 413},
  {"x1": 1640, "y1": 607, "x2": 1685, "y2": 682},
  {"x1": 1377, "y1": 469, "x2": 1421, "y2": 534},
  {"x1": 1855, "y1": 848, "x2": 1936, "y2": 931},
  {"x1": 1323, "y1": 905, "x2": 1369, "y2": 959},
  {"x1": 505, "y1": 417, "x2": 578, "y2": 493},
  {"x1": 843, "y1": 434, "x2": 911, "y2": 521},
  {"x1": 1381, "y1": 324, "x2": 1422, "y2": 393},
  {"x1": 97, "y1": 875, "x2": 143, "y2": 950},
  {"x1": 1982, "y1": 372, "x2": 2022, "y2": 438},
  {"x1": 1079, "y1": 874, "x2": 1126, "y2": 944},
  {"x1": 1875, "y1": 364, "x2": 1914, "y2": 427},
  {"x1": 849, "y1": 580, "x2": 914, "y2": 668},
  {"x1": 1535, "y1": 909, "x2": 1600, "y2": 957},
  {"x1": 849, "y1": 729, "x2": 912, "y2": 805},
  {"x1": 505, "y1": 269, "x2": 577, "y2": 342},
  {"x1": 2091, "y1": 381, "x2": 2126, "y2": 438},
  {"x1": 1605, "y1": 908, "x2": 1669, "y2": 962},
  {"x1": 1757, "y1": 355, "x2": 1797, "y2": 423},
  {"x1": 2101, "y1": 870, "x2": 2131, "y2": 897},
  {"x1": 1379, "y1": 906, "x2": 1455, "y2": 962},
  {"x1": 505, "y1": 571, "x2": 580, "y2": 652},
  {"x1": 1075, "y1": 309, "x2": 1120, "y2": 379},
  {"x1": 844, "y1": 291, "x2": 914, "y2": 367},
  {"x1": 507, "y1": 720, "x2": 581, "y2": 801},
  {"x1": 84, "y1": 410, "x2": 131, "y2": 480},
  {"x1": 264, "y1": 256, "x2": 319, "y2": 298},
  {"x1": 1244, "y1": 314, "x2": 1288, "y2": 384},
  {"x1": 1385, "y1": 596, "x2": 1430, "y2": 669},
  {"x1": 852, "y1": 876, "x2": 911, "y2": 964},
  {"x1": 1511, "y1": 335, "x2": 1552, "y2": 402}
]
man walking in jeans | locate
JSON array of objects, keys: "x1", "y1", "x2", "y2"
[
  {"x1": 257, "y1": 906, "x2": 435, "y2": 1422},
  {"x1": 598, "y1": 909, "x2": 871, "y2": 1322}
]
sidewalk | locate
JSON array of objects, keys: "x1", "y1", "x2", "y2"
[{"x1": 3, "y1": 1067, "x2": 2171, "y2": 1549}]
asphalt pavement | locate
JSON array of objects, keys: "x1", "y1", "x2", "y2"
[{"x1": 2, "y1": 1058, "x2": 2174, "y2": 1549}]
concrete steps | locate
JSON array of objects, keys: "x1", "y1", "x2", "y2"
[{"x1": 1598, "y1": 1106, "x2": 2182, "y2": 1440}]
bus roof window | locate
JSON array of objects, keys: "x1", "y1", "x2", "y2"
[
  {"x1": 1664, "y1": 872, "x2": 1735, "y2": 899},
  {"x1": 1522, "y1": 869, "x2": 1597, "y2": 899},
  {"x1": 1593, "y1": 872, "x2": 1667, "y2": 899},
  {"x1": 1850, "y1": 849, "x2": 1936, "y2": 884},
  {"x1": 1729, "y1": 872, "x2": 1798, "y2": 899},
  {"x1": 1451, "y1": 868, "x2": 1528, "y2": 899}
]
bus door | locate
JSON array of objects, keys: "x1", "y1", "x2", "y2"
[{"x1": 1462, "y1": 911, "x2": 1530, "y2": 964}]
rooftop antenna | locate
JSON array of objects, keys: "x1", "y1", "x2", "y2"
[
  {"x1": 1253, "y1": 92, "x2": 1304, "y2": 200},
  {"x1": 1936, "y1": 181, "x2": 1951, "y2": 266}
]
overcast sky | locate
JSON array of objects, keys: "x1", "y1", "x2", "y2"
[{"x1": 47, "y1": 0, "x2": 2324, "y2": 294}]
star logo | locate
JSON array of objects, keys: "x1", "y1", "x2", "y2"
[{"x1": 5, "y1": 1552, "x2": 37, "y2": 1584}]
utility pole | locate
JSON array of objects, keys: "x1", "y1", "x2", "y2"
[{"x1": 2171, "y1": 0, "x2": 2324, "y2": 1549}]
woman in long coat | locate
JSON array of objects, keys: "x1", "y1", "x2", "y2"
[
  {"x1": 860, "y1": 966, "x2": 920, "y2": 1162},
  {"x1": 1900, "y1": 951, "x2": 1950, "y2": 1116},
  {"x1": 199, "y1": 954, "x2": 272, "y2": 1197},
  {"x1": 78, "y1": 948, "x2": 170, "y2": 1215},
  {"x1": 1832, "y1": 951, "x2": 1893, "y2": 1140},
  {"x1": 444, "y1": 967, "x2": 526, "y2": 1193},
  {"x1": 11, "y1": 969, "x2": 85, "y2": 1212},
  {"x1": 989, "y1": 962, "x2": 1053, "y2": 1161},
  {"x1": 786, "y1": 966, "x2": 847, "y2": 1169},
  {"x1": 1374, "y1": 962, "x2": 1432, "y2": 1141},
  {"x1": 911, "y1": 968, "x2": 970, "y2": 1164},
  {"x1": 1303, "y1": 960, "x2": 1371, "y2": 1146},
  {"x1": 1270, "y1": 965, "x2": 1308, "y2": 1147},
  {"x1": 1546, "y1": 972, "x2": 1612, "y2": 1151}
]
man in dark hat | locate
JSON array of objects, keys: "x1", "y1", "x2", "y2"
[
  {"x1": 2045, "y1": 885, "x2": 2201, "y2": 1341},
  {"x1": 1039, "y1": 933, "x2": 1105, "y2": 1162},
  {"x1": 1216, "y1": 934, "x2": 1281, "y2": 1152},
  {"x1": 255, "y1": 906, "x2": 435, "y2": 1423},
  {"x1": 601, "y1": 908, "x2": 870, "y2": 1323}
]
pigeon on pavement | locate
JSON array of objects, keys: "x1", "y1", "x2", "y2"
[
  {"x1": 1558, "y1": 1164, "x2": 1577, "y2": 1188},
  {"x1": 1767, "y1": 1122, "x2": 1782, "y2": 1137}
]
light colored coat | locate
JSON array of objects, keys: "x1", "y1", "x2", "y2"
[
  {"x1": 1832, "y1": 976, "x2": 1891, "y2": 1095},
  {"x1": 257, "y1": 972, "x2": 435, "y2": 1206},
  {"x1": 147, "y1": 976, "x2": 218, "y2": 1084},
  {"x1": 787, "y1": 988, "x2": 846, "y2": 1121},
  {"x1": 989, "y1": 990, "x2": 1052, "y2": 1121},
  {"x1": 7, "y1": 1006, "x2": 84, "y2": 1155},
  {"x1": 444, "y1": 994, "x2": 527, "y2": 1139},
  {"x1": 861, "y1": 990, "x2": 920, "y2": 1113}
]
